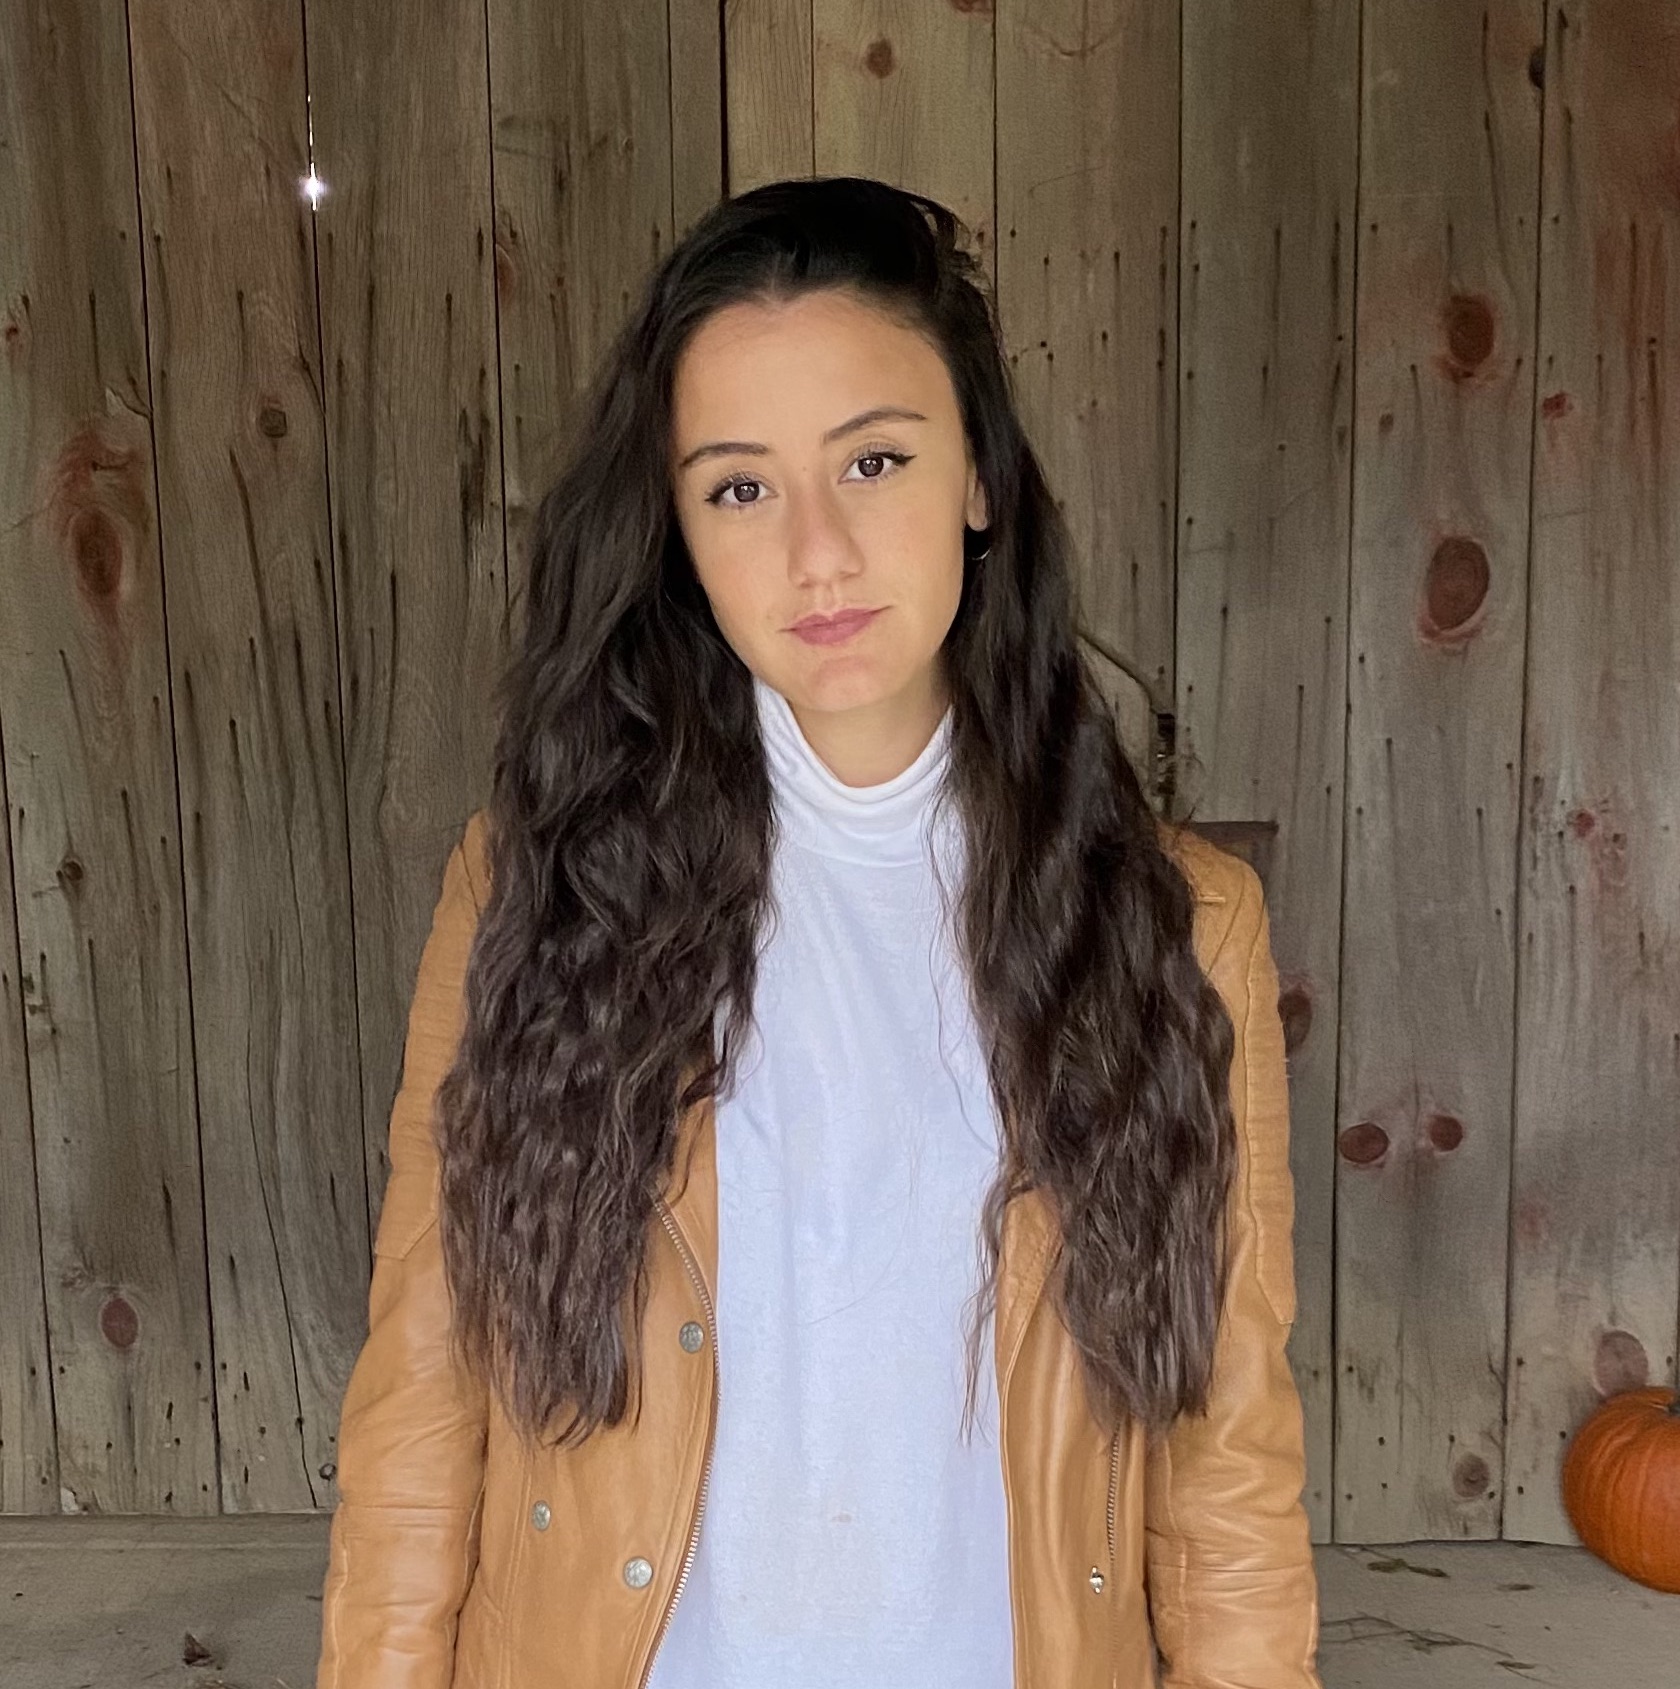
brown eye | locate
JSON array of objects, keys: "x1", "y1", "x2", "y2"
[
  {"x1": 844, "y1": 449, "x2": 912, "y2": 484},
  {"x1": 706, "y1": 475, "x2": 763, "y2": 508}
]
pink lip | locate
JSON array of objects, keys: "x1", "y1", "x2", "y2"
[{"x1": 789, "y1": 608, "x2": 883, "y2": 646}]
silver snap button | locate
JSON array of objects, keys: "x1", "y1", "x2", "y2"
[
  {"x1": 624, "y1": 1555, "x2": 654, "y2": 1589},
  {"x1": 1088, "y1": 1567, "x2": 1105, "y2": 1593},
  {"x1": 530, "y1": 1500, "x2": 551, "y2": 1531},
  {"x1": 679, "y1": 1320, "x2": 705, "y2": 1353}
]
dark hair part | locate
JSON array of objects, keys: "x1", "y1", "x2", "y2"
[{"x1": 435, "y1": 175, "x2": 1236, "y2": 1450}]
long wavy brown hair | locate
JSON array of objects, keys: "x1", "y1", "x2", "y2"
[{"x1": 434, "y1": 175, "x2": 1237, "y2": 1452}]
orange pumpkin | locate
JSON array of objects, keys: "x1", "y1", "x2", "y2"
[{"x1": 1561, "y1": 1385, "x2": 1680, "y2": 1594}]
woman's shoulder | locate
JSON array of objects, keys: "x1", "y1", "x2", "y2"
[
  {"x1": 459, "y1": 807, "x2": 492, "y2": 909},
  {"x1": 1152, "y1": 815, "x2": 1268, "y2": 973},
  {"x1": 449, "y1": 802, "x2": 1261, "y2": 967},
  {"x1": 1152, "y1": 814, "x2": 1257, "y2": 907}
]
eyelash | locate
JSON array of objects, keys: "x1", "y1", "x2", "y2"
[{"x1": 702, "y1": 447, "x2": 914, "y2": 509}]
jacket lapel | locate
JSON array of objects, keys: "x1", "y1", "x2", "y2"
[{"x1": 994, "y1": 1180, "x2": 1059, "y2": 1392}]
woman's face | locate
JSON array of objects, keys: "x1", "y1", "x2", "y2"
[{"x1": 668, "y1": 288, "x2": 988, "y2": 783}]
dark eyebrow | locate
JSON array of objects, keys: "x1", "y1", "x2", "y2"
[{"x1": 675, "y1": 405, "x2": 929, "y2": 473}]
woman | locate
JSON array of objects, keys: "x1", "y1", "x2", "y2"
[{"x1": 317, "y1": 175, "x2": 1321, "y2": 1689}]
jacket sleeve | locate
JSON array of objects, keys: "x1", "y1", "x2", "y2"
[
  {"x1": 1143, "y1": 861, "x2": 1323, "y2": 1689},
  {"x1": 317, "y1": 820, "x2": 491, "y2": 1689}
]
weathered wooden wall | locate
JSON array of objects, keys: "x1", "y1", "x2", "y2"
[{"x1": 1, "y1": 0, "x2": 1674, "y2": 1547}]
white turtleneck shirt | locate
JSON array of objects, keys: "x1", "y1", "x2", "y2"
[{"x1": 643, "y1": 672, "x2": 1014, "y2": 1689}]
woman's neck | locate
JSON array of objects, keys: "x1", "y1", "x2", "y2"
[
  {"x1": 775, "y1": 668, "x2": 950, "y2": 788},
  {"x1": 754, "y1": 673, "x2": 954, "y2": 868}
]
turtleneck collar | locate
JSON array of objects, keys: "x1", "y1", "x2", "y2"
[{"x1": 753, "y1": 672, "x2": 956, "y2": 869}]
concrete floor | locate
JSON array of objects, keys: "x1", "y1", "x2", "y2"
[{"x1": 1, "y1": 1515, "x2": 1673, "y2": 1688}]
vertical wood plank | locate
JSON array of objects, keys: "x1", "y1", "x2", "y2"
[
  {"x1": 724, "y1": 0, "x2": 814, "y2": 194},
  {"x1": 128, "y1": 0, "x2": 365, "y2": 1512},
  {"x1": 489, "y1": 0, "x2": 680, "y2": 607},
  {"x1": 812, "y1": 1, "x2": 994, "y2": 288},
  {"x1": 996, "y1": 0, "x2": 1179, "y2": 734},
  {"x1": 0, "y1": 0, "x2": 215, "y2": 1513},
  {"x1": 0, "y1": 727, "x2": 57, "y2": 1513},
  {"x1": 306, "y1": 0, "x2": 506, "y2": 1272},
  {"x1": 1336, "y1": 0, "x2": 1543, "y2": 1541},
  {"x1": 670, "y1": 0, "x2": 726, "y2": 236},
  {"x1": 1505, "y1": 0, "x2": 1680, "y2": 1543},
  {"x1": 1176, "y1": 0, "x2": 1361, "y2": 1542}
]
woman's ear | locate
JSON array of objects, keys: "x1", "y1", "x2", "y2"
[{"x1": 965, "y1": 465, "x2": 989, "y2": 531}]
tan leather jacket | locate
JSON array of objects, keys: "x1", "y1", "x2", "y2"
[{"x1": 317, "y1": 810, "x2": 1321, "y2": 1689}]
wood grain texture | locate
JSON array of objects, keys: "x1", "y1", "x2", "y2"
[
  {"x1": 489, "y1": 0, "x2": 680, "y2": 610},
  {"x1": 0, "y1": 704, "x2": 55, "y2": 1514},
  {"x1": 128, "y1": 0, "x2": 365, "y2": 1512},
  {"x1": 997, "y1": 0, "x2": 1179, "y2": 717},
  {"x1": 1505, "y1": 0, "x2": 1680, "y2": 1544},
  {"x1": 1176, "y1": 0, "x2": 1361, "y2": 1543},
  {"x1": 1336, "y1": 0, "x2": 1543, "y2": 1543},
  {"x1": 307, "y1": 0, "x2": 506, "y2": 1281},
  {"x1": 670, "y1": 0, "x2": 726, "y2": 237},
  {"x1": 0, "y1": 0, "x2": 215, "y2": 1513},
  {"x1": 812, "y1": 1, "x2": 994, "y2": 289},
  {"x1": 725, "y1": 0, "x2": 816, "y2": 192}
]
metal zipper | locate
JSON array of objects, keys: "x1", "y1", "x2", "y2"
[
  {"x1": 1105, "y1": 1428, "x2": 1120, "y2": 1566},
  {"x1": 1105, "y1": 1427, "x2": 1122, "y2": 1686},
  {"x1": 636, "y1": 1198, "x2": 719, "y2": 1689}
]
